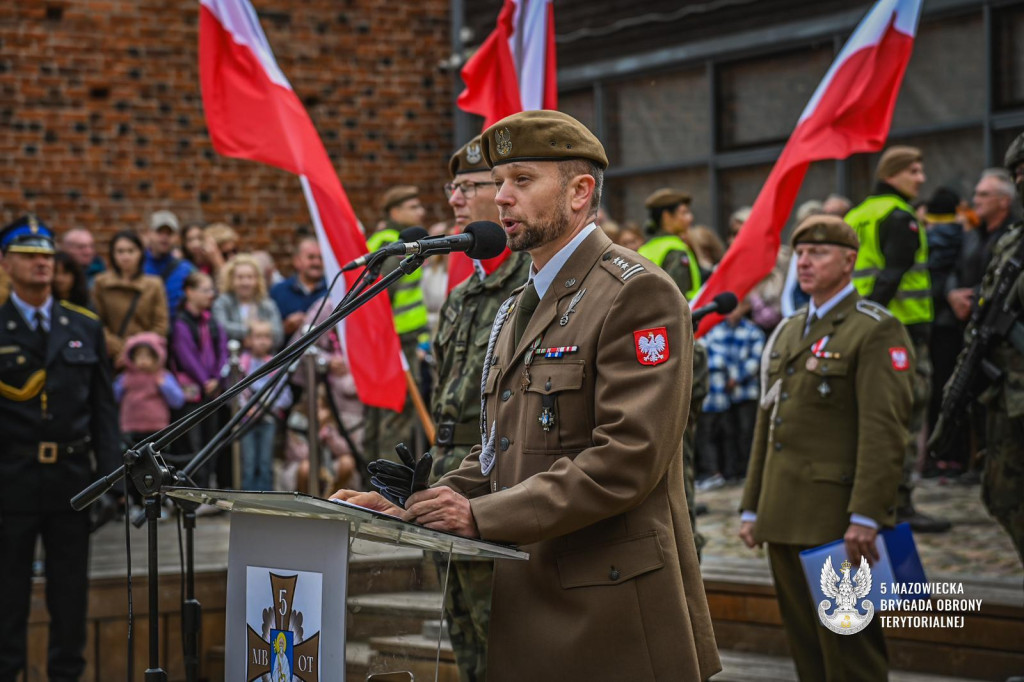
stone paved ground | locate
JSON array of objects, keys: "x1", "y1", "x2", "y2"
[{"x1": 695, "y1": 476, "x2": 1024, "y2": 581}]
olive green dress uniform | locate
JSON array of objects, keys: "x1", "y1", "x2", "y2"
[
  {"x1": 0, "y1": 218, "x2": 120, "y2": 681},
  {"x1": 741, "y1": 217, "x2": 914, "y2": 682},
  {"x1": 433, "y1": 111, "x2": 720, "y2": 682}
]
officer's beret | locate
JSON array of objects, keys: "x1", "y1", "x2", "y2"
[
  {"x1": 380, "y1": 185, "x2": 420, "y2": 212},
  {"x1": 481, "y1": 110, "x2": 609, "y2": 170},
  {"x1": 644, "y1": 188, "x2": 691, "y2": 210},
  {"x1": 449, "y1": 135, "x2": 489, "y2": 178},
  {"x1": 0, "y1": 215, "x2": 55, "y2": 255},
  {"x1": 790, "y1": 214, "x2": 859, "y2": 250},
  {"x1": 876, "y1": 145, "x2": 923, "y2": 180}
]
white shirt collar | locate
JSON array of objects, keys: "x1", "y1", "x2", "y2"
[
  {"x1": 530, "y1": 223, "x2": 598, "y2": 299},
  {"x1": 10, "y1": 291, "x2": 53, "y2": 331},
  {"x1": 807, "y1": 282, "x2": 855, "y2": 321}
]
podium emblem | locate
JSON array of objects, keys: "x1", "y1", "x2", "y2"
[
  {"x1": 817, "y1": 556, "x2": 874, "y2": 635},
  {"x1": 246, "y1": 568, "x2": 322, "y2": 681}
]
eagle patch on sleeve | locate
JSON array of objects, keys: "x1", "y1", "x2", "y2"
[
  {"x1": 889, "y1": 347, "x2": 910, "y2": 371},
  {"x1": 634, "y1": 327, "x2": 669, "y2": 366}
]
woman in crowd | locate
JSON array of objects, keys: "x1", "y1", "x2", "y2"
[
  {"x1": 182, "y1": 222, "x2": 221, "y2": 277},
  {"x1": 92, "y1": 230, "x2": 169, "y2": 366},
  {"x1": 212, "y1": 254, "x2": 284, "y2": 349},
  {"x1": 53, "y1": 251, "x2": 91, "y2": 309}
]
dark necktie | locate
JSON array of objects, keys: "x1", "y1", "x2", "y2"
[
  {"x1": 514, "y1": 282, "x2": 540, "y2": 347},
  {"x1": 34, "y1": 310, "x2": 48, "y2": 350},
  {"x1": 804, "y1": 312, "x2": 818, "y2": 339}
]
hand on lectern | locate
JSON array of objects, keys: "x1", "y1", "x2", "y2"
[
  {"x1": 366, "y1": 442, "x2": 432, "y2": 507},
  {"x1": 328, "y1": 489, "x2": 404, "y2": 517}
]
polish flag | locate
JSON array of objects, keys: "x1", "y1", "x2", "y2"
[
  {"x1": 693, "y1": 0, "x2": 922, "y2": 337},
  {"x1": 199, "y1": 0, "x2": 406, "y2": 411},
  {"x1": 448, "y1": 0, "x2": 556, "y2": 290}
]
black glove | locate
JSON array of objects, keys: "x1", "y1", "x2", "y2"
[
  {"x1": 367, "y1": 443, "x2": 432, "y2": 508},
  {"x1": 89, "y1": 492, "x2": 122, "y2": 533}
]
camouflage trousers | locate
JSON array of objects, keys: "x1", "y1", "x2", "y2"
[
  {"x1": 686, "y1": 343, "x2": 709, "y2": 560},
  {"x1": 983, "y1": 409, "x2": 1024, "y2": 567},
  {"x1": 898, "y1": 341, "x2": 932, "y2": 509},
  {"x1": 434, "y1": 557, "x2": 493, "y2": 682}
]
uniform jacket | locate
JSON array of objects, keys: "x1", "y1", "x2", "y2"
[
  {"x1": 91, "y1": 271, "x2": 169, "y2": 362},
  {"x1": 0, "y1": 298, "x2": 120, "y2": 513},
  {"x1": 979, "y1": 221, "x2": 1024, "y2": 418},
  {"x1": 741, "y1": 292, "x2": 914, "y2": 546},
  {"x1": 437, "y1": 228, "x2": 721, "y2": 682},
  {"x1": 429, "y1": 251, "x2": 531, "y2": 482}
]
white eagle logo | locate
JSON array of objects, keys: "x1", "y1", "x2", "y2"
[
  {"x1": 817, "y1": 556, "x2": 874, "y2": 635},
  {"x1": 638, "y1": 332, "x2": 666, "y2": 363}
]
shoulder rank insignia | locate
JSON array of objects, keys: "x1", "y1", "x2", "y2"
[
  {"x1": 608, "y1": 255, "x2": 645, "y2": 281},
  {"x1": 59, "y1": 300, "x2": 99, "y2": 321},
  {"x1": 855, "y1": 300, "x2": 892, "y2": 322}
]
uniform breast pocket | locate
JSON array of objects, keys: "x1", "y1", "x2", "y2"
[
  {"x1": 62, "y1": 346, "x2": 98, "y2": 365},
  {"x1": 804, "y1": 357, "x2": 850, "y2": 404},
  {"x1": 523, "y1": 361, "x2": 589, "y2": 455}
]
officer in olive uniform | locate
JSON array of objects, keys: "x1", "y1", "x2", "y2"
[
  {"x1": 430, "y1": 137, "x2": 532, "y2": 682},
  {"x1": 740, "y1": 215, "x2": 914, "y2": 681},
  {"x1": 363, "y1": 186, "x2": 431, "y2": 460},
  {"x1": 955, "y1": 132, "x2": 1024, "y2": 566},
  {"x1": 639, "y1": 188, "x2": 709, "y2": 557},
  {"x1": 0, "y1": 216, "x2": 120, "y2": 682},
  {"x1": 844, "y1": 147, "x2": 950, "y2": 533}
]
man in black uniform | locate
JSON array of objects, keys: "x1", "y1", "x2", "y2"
[{"x1": 0, "y1": 216, "x2": 119, "y2": 682}]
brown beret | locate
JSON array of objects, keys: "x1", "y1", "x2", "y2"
[
  {"x1": 790, "y1": 214, "x2": 859, "y2": 250},
  {"x1": 380, "y1": 185, "x2": 420, "y2": 212},
  {"x1": 876, "y1": 145, "x2": 923, "y2": 180},
  {"x1": 481, "y1": 110, "x2": 608, "y2": 169},
  {"x1": 644, "y1": 188, "x2": 691, "y2": 210},
  {"x1": 448, "y1": 136, "x2": 489, "y2": 178}
]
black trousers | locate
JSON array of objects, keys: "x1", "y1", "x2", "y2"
[{"x1": 0, "y1": 510, "x2": 90, "y2": 682}]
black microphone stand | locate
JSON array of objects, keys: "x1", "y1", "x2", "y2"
[{"x1": 72, "y1": 251, "x2": 426, "y2": 678}]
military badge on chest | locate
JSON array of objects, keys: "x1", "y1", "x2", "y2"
[{"x1": 808, "y1": 335, "x2": 841, "y2": 399}]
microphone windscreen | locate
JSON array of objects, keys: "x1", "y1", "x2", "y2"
[
  {"x1": 713, "y1": 291, "x2": 739, "y2": 314},
  {"x1": 399, "y1": 226, "x2": 428, "y2": 242},
  {"x1": 464, "y1": 221, "x2": 508, "y2": 259}
]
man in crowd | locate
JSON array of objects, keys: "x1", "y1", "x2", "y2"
[
  {"x1": 335, "y1": 110, "x2": 720, "y2": 682},
  {"x1": 428, "y1": 136, "x2": 531, "y2": 682},
  {"x1": 740, "y1": 214, "x2": 914, "y2": 681},
  {"x1": 822, "y1": 193, "x2": 853, "y2": 217},
  {"x1": 361, "y1": 186, "x2": 431, "y2": 459},
  {"x1": 845, "y1": 146, "x2": 949, "y2": 532},
  {"x1": 143, "y1": 210, "x2": 194, "y2": 314},
  {"x1": 269, "y1": 235, "x2": 327, "y2": 337},
  {"x1": 0, "y1": 216, "x2": 120, "y2": 682},
  {"x1": 60, "y1": 227, "x2": 106, "y2": 287},
  {"x1": 639, "y1": 188, "x2": 709, "y2": 557}
]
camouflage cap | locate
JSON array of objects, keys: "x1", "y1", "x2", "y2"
[
  {"x1": 380, "y1": 185, "x2": 420, "y2": 212},
  {"x1": 644, "y1": 188, "x2": 691, "y2": 210},
  {"x1": 480, "y1": 110, "x2": 608, "y2": 170},
  {"x1": 876, "y1": 145, "x2": 923, "y2": 180},
  {"x1": 448, "y1": 135, "x2": 488, "y2": 178},
  {"x1": 790, "y1": 214, "x2": 859, "y2": 250}
]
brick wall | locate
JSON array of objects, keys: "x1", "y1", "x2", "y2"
[{"x1": 0, "y1": 0, "x2": 453, "y2": 267}]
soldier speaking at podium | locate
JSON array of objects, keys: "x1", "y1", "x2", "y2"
[
  {"x1": 0, "y1": 216, "x2": 119, "y2": 682},
  {"x1": 335, "y1": 111, "x2": 720, "y2": 681}
]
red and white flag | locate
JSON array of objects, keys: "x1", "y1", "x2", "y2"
[
  {"x1": 693, "y1": 0, "x2": 922, "y2": 337},
  {"x1": 448, "y1": 0, "x2": 557, "y2": 290},
  {"x1": 199, "y1": 0, "x2": 406, "y2": 411}
]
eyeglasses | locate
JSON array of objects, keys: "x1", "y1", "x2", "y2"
[{"x1": 443, "y1": 181, "x2": 492, "y2": 199}]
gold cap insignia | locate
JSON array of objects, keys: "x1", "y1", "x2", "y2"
[{"x1": 496, "y1": 128, "x2": 512, "y2": 157}]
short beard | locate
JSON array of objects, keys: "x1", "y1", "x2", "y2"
[{"x1": 507, "y1": 201, "x2": 572, "y2": 252}]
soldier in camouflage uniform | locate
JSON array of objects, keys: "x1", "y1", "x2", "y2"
[
  {"x1": 637, "y1": 189, "x2": 708, "y2": 557},
  {"x1": 957, "y1": 132, "x2": 1024, "y2": 566},
  {"x1": 430, "y1": 137, "x2": 531, "y2": 682}
]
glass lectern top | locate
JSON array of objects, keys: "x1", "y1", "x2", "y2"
[{"x1": 165, "y1": 488, "x2": 529, "y2": 561}]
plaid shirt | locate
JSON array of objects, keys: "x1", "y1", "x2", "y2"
[{"x1": 699, "y1": 317, "x2": 766, "y2": 413}]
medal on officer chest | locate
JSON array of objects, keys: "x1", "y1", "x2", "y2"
[
  {"x1": 521, "y1": 336, "x2": 543, "y2": 392},
  {"x1": 539, "y1": 389, "x2": 556, "y2": 432},
  {"x1": 818, "y1": 380, "x2": 832, "y2": 398}
]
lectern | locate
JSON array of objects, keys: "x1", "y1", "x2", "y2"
[{"x1": 166, "y1": 488, "x2": 527, "y2": 681}]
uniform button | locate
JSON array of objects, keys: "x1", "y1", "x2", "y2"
[
  {"x1": 501, "y1": 486, "x2": 509, "y2": 491},
  {"x1": 774, "y1": 442, "x2": 782, "y2": 451},
  {"x1": 501, "y1": 389, "x2": 512, "y2": 401},
  {"x1": 781, "y1": 392, "x2": 789, "y2": 401},
  {"x1": 774, "y1": 417, "x2": 782, "y2": 426},
  {"x1": 609, "y1": 567, "x2": 620, "y2": 581},
  {"x1": 840, "y1": 474, "x2": 852, "y2": 483},
  {"x1": 786, "y1": 366, "x2": 795, "y2": 375},
  {"x1": 500, "y1": 437, "x2": 510, "y2": 451}
]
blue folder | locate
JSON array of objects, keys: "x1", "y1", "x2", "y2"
[{"x1": 798, "y1": 522, "x2": 929, "y2": 611}]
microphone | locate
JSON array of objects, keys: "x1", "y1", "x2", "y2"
[
  {"x1": 691, "y1": 291, "x2": 739, "y2": 323},
  {"x1": 369, "y1": 221, "x2": 507, "y2": 261},
  {"x1": 341, "y1": 226, "x2": 429, "y2": 271}
]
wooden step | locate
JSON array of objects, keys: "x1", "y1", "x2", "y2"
[
  {"x1": 347, "y1": 591, "x2": 443, "y2": 639},
  {"x1": 711, "y1": 650, "x2": 990, "y2": 682}
]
